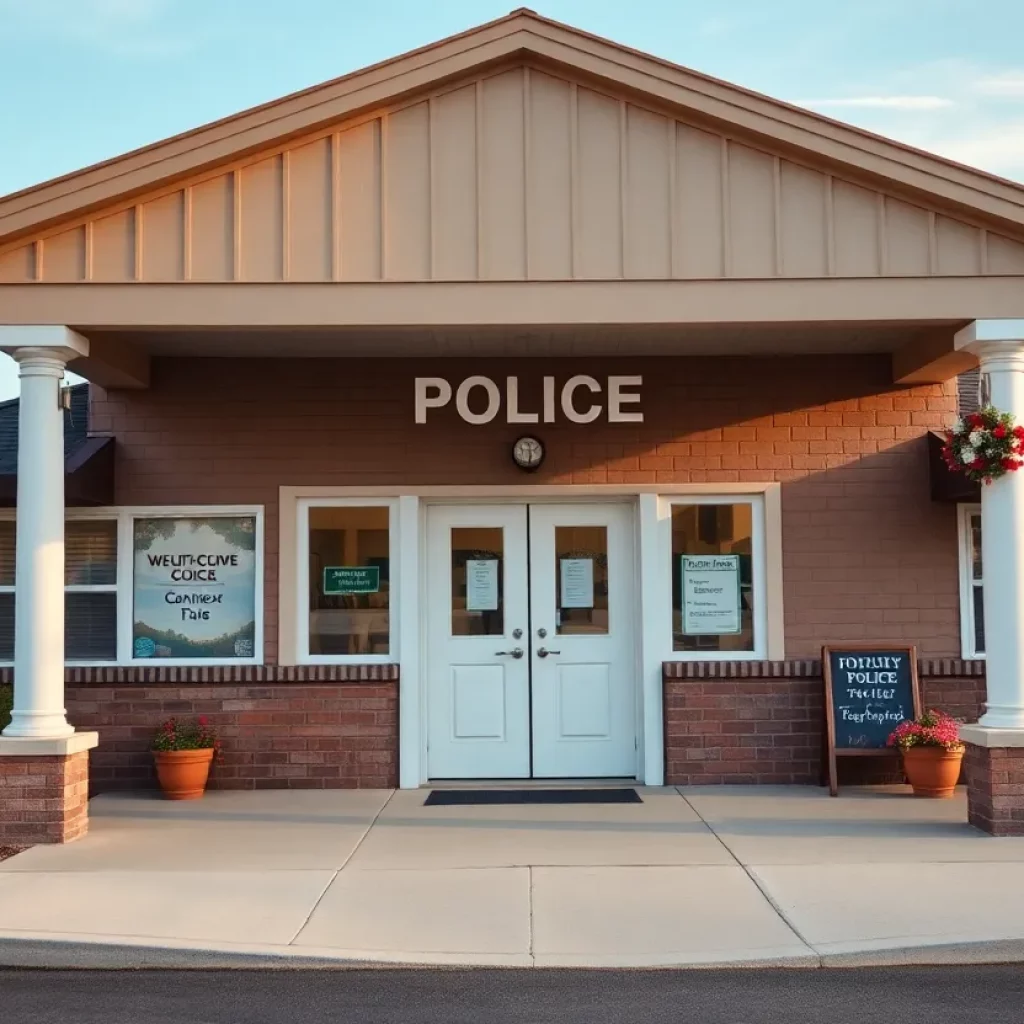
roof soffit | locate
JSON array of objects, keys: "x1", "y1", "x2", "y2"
[{"x1": 3, "y1": 10, "x2": 1024, "y2": 246}]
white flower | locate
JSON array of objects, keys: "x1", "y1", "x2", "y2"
[
  {"x1": 952, "y1": 418, "x2": 964, "y2": 434},
  {"x1": 961, "y1": 447, "x2": 978, "y2": 464},
  {"x1": 969, "y1": 430, "x2": 984, "y2": 447}
]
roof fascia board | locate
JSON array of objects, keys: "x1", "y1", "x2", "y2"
[{"x1": 1, "y1": 279, "x2": 1022, "y2": 329}]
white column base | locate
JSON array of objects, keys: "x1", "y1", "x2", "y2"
[
  {"x1": 978, "y1": 706, "x2": 1024, "y2": 731},
  {"x1": 3, "y1": 709, "x2": 75, "y2": 740},
  {"x1": 961, "y1": 724, "x2": 1024, "y2": 748},
  {"x1": 0, "y1": 732, "x2": 98, "y2": 756}
]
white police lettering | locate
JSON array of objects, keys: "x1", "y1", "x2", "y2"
[{"x1": 414, "y1": 375, "x2": 643, "y2": 425}]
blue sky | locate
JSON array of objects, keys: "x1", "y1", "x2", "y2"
[{"x1": 1, "y1": 0, "x2": 1023, "y2": 396}]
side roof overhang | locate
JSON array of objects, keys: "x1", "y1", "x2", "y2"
[
  {"x1": 0, "y1": 384, "x2": 114, "y2": 507},
  {"x1": 1, "y1": 8, "x2": 1023, "y2": 388}
]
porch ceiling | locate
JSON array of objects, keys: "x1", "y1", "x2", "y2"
[{"x1": 86, "y1": 320, "x2": 966, "y2": 360}]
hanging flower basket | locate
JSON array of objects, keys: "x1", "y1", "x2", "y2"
[{"x1": 941, "y1": 406, "x2": 1024, "y2": 485}]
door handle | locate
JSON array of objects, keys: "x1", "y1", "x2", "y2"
[
  {"x1": 495, "y1": 647, "x2": 524, "y2": 659},
  {"x1": 536, "y1": 647, "x2": 561, "y2": 658}
]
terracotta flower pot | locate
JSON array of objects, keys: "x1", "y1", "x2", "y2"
[
  {"x1": 154, "y1": 749, "x2": 215, "y2": 800},
  {"x1": 902, "y1": 745, "x2": 964, "y2": 798}
]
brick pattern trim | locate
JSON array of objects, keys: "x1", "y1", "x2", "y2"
[
  {"x1": 663, "y1": 659, "x2": 985, "y2": 680},
  {"x1": 67, "y1": 682, "x2": 398, "y2": 792},
  {"x1": 0, "y1": 665, "x2": 399, "y2": 687},
  {"x1": 663, "y1": 663, "x2": 986, "y2": 786},
  {"x1": 964, "y1": 744, "x2": 1024, "y2": 837},
  {"x1": 0, "y1": 751, "x2": 90, "y2": 844}
]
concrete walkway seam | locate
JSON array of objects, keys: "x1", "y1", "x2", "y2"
[
  {"x1": 673, "y1": 787, "x2": 821, "y2": 963},
  {"x1": 287, "y1": 789, "x2": 397, "y2": 947}
]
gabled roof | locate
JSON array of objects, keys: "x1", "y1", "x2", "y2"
[{"x1": 2, "y1": 7, "x2": 1024, "y2": 247}]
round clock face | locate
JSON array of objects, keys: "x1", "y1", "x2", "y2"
[{"x1": 512, "y1": 436, "x2": 544, "y2": 470}]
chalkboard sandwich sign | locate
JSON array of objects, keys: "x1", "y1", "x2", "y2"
[{"x1": 822, "y1": 644, "x2": 922, "y2": 797}]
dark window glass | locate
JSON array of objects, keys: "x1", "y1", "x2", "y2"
[
  {"x1": 66, "y1": 592, "x2": 118, "y2": 661},
  {"x1": 67, "y1": 520, "x2": 118, "y2": 585}
]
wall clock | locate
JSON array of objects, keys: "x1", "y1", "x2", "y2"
[{"x1": 512, "y1": 436, "x2": 545, "y2": 471}]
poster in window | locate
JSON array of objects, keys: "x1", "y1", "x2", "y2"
[
  {"x1": 133, "y1": 516, "x2": 257, "y2": 659},
  {"x1": 465, "y1": 559, "x2": 499, "y2": 611},
  {"x1": 559, "y1": 558, "x2": 594, "y2": 609},
  {"x1": 681, "y1": 554, "x2": 741, "y2": 635}
]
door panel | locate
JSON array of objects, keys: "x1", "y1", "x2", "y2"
[
  {"x1": 529, "y1": 504, "x2": 637, "y2": 778},
  {"x1": 426, "y1": 505, "x2": 530, "y2": 778}
]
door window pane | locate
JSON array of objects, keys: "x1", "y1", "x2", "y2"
[
  {"x1": 66, "y1": 520, "x2": 118, "y2": 585},
  {"x1": 308, "y1": 506, "x2": 390, "y2": 656},
  {"x1": 672, "y1": 503, "x2": 755, "y2": 652},
  {"x1": 451, "y1": 527, "x2": 504, "y2": 636},
  {"x1": 555, "y1": 526, "x2": 608, "y2": 635}
]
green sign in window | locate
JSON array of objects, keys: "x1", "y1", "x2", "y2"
[{"x1": 323, "y1": 566, "x2": 380, "y2": 595}]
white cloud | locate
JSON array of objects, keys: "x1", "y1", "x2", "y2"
[
  {"x1": 919, "y1": 123, "x2": 1024, "y2": 178},
  {"x1": 789, "y1": 58, "x2": 1024, "y2": 182},
  {"x1": 973, "y1": 72, "x2": 1024, "y2": 97},
  {"x1": 800, "y1": 95, "x2": 954, "y2": 111}
]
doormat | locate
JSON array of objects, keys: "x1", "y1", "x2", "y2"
[{"x1": 424, "y1": 788, "x2": 642, "y2": 806}]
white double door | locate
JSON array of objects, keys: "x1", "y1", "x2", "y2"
[{"x1": 426, "y1": 503, "x2": 637, "y2": 779}]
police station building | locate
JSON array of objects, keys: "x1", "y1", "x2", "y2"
[{"x1": 1, "y1": 9, "x2": 1024, "y2": 842}]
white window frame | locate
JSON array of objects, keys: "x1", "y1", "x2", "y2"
[
  {"x1": 296, "y1": 496, "x2": 399, "y2": 665},
  {"x1": 957, "y1": 503, "x2": 985, "y2": 660},
  {"x1": 0, "y1": 505, "x2": 264, "y2": 667},
  {"x1": 664, "y1": 493, "x2": 770, "y2": 661}
]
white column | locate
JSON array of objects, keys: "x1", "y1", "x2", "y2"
[
  {"x1": 955, "y1": 322, "x2": 1024, "y2": 732},
  {"x1": 0, "y1": 328, "x2": 88, "y2": 740}
]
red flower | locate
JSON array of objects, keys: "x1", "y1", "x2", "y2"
[
  {"x1": 1014, "y1": 426, "x2": 1024, "y2": 440},
  {"x1": 994, "y1": 425, "x2": 1007, "y2": 439},
  {"x1": 968, "y1": 414, "x2": 983, "y2": 428}
]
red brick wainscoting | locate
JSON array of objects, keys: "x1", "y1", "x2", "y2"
[
  {"x1": 52, "y1": 666, "x2": 399, "y2": 793},
  {"x1": 663, "y1": 660, "x2": 986, "y2": 786},
  {"x1": 0, "y1": 751, "x2": 90, "y2": 844},
  {"x1": 964, "y1": 744, "x2": 1024, "y2": 837}
]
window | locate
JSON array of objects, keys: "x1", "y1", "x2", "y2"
[
  {"x1": 302, "y1": 502, "x2": 394, "y2": 660},
  {"x1": 0, "y1": 518, "x2": 119, "y2": 662},
  {"x1": 669, "y1": 498, "x2": 765, "y2": 657},
  {"x1": 67, "y1": 520, "x2": 119, "y2": 661},
  {"x1": 0, "y1": 507, "x2": 263, "y2": 665},
  {"x1": 959, "y1": 504, "x2": 985, "y2": 658}
]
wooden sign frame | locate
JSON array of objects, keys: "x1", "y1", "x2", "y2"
[{"x1": 822, "y1": 644, "x2": 922, "y2": 797}]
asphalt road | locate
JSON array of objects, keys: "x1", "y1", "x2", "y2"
[{"x1": 4, "y1": 966, "x2": 1024, "y2": 1024}]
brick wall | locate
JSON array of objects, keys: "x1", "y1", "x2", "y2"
[
  {"x1": 90, "y1": 353, "x2": 961, "y2": 662},
  {"x1": 663, "y1": 660, "x2": 986, "y2": 786},
  {"x1": 63, "y1": 667, "x2": 399, "y2": 792},
  {"x1": 0, "y1": 751, "x2": 90, "y2": 844},
  {"x1": 964, "y1": 745, "x2": 1024, "y2": 837}
]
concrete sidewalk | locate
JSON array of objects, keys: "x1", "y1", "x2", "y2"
[{"x1": 1, "y1": 785, "x2": 1024, "y2": 968}]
